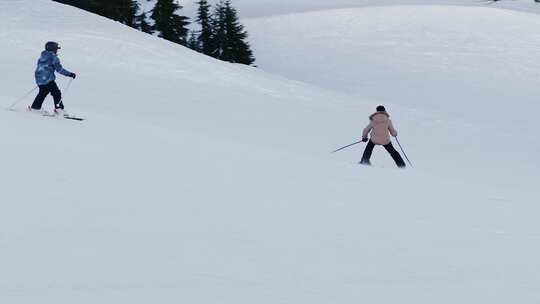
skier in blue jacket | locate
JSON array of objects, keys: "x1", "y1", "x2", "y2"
[{"x1": 30, "y1": 41, "x2": 76, "y2": 114}]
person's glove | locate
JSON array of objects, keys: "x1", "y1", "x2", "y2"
[
  {"x1": 361, "y1": 137, "x2": 368, "y2": 142},
  {"x1": 69, "y1": 72, "x2": 77, "y2": 79}
]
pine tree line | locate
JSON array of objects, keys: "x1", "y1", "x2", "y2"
[
  {"x1": 52, "y1": 0, "x2": 146, "y2": 30},
  {"x1": 151, "y1": 0, "x2": 190, "y2": 45},
  {"x1": 52, "y1": 0, "x2": 255, "y2": 65},
  {"x1": 188, "y1": 0, "x2": 254, "y2": 65}
]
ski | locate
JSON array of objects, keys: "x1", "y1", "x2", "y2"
[
  {"x1": 63, "y1": 115, "x2": 84, "y2": 121},
  {"x1": 7, "y1": 107, "x2": 85, "y2": 121},
  {"x1": 42, "y1": 112, "x2": 85, "y2": 121}
]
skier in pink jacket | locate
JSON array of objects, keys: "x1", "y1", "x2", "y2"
[{"x1": 360, "y1": 105, "x2": 406, "y2": 168}]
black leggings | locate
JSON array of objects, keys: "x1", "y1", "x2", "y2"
[
  {"x1": 360, "y1": 140, "x2": 406, "y2": 168},
  {"x1": 31, "y1": 81, "x2": 63, "y2": 110}
]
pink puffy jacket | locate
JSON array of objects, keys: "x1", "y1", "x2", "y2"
[{"x1": 362, "y1": 112, "x2": 398, "y2": 145}]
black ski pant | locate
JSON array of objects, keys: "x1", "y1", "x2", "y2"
[
  {"x1": 360, "y1": 140, "x2": 406, "y2": 168},
  {"x1": 31, "y1": 81, "x2": 63, "y2": 110}
]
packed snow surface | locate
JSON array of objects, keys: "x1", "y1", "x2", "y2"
[
  {"x1": 245, "y1": 4, "x2": 540, "y2": 130},
  {"x1": 179, "y1": 0, "x2": 540, "y2": 18},
  {"x1": 1, "y1": 0, "x2": 539, "y2": 303}
]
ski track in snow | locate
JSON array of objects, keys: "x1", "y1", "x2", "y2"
[{"x1": 1, "y1": 0, "x2": 539, "y2": 303}]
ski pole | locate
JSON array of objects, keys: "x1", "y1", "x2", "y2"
[
  {"x1": 332, "y1": 140, "x2": 363, "y2": 153},
  {"x1": 395, "y1": 137, "x2": 414, "y2": 168},
  {"x1": 55, "y1": 78, "x2": 73, "y2": 109},
  {"x1": 62, "y1": 78, "x2": 73, "y2": 101},
  {"x1": 64, "y1": 78, "x2": 73, "y2": 94},
  {"x1": 6, "y1": 86, "x2": 38, "y2": 110}
]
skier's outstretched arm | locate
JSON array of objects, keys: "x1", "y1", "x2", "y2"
[
  {"x1": 53, "y1": 56, "x2": 74, "y2": 78},
  {"x1": 388, "y1": 120, "x2": 398, "y2": 137}
]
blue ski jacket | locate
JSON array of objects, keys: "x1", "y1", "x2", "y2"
[{"x1": 34, "y1": 51, "x2": 72, "y2": 85}]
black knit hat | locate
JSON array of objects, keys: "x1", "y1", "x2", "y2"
[{"x1": 376, "y1": 105, "x2": 386, "y2": 112}]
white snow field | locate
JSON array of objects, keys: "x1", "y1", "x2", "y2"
[
  {"x1": 178, "y1": 0, "x2": 540, "y2": 18},
  {"x1": 1, "y1": 0, "x2": 539, "y2": 303},
  {"x1": 245, "y1": 2, "x2": 540, "y2": 128}
]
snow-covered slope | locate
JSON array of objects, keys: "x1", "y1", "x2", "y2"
[
  {"x1": 181, "y1": 0, "x2": 540, "y2": 18},
  {"x1": 245, "y1": 4, "x2": 540, "y2": 130},
  {"x1": 1, "y1": 1, "x2": 539, "y2": 303}
]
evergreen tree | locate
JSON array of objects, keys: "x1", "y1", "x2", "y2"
[
  {"x1": 187, "y1": 30, "x2": 201, "y2": 52},
  {"x1": 55, "y1": 0, "x2": 140, "y2": 28},
  {"x1": 210, "y1": 0, "x2": 255, "y2": 65},
  {"x1": 135, "y1": 12, "x2": 154, "y2": 34},
  {"x1": 94, "y1": 0, "x2": 140, "y2": 28},
  {"x1": 195, "y1": 0, "x2": 214, "y2": 56},
  {"x1": 209, "y1": 1, "x2": 227, "y2": 59},
  {"x1": 52, "y1": 0, "x2": 98, "y2": 12},
  {"x1": 119, "y1": 0, "x2": 140, "y2": 28},
  {"x1": 223, "y1": 0, "x2": 255, "y2": 65},
  {"x1": 151, "y1": 0, "x2": 191, "y2": 45}
]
